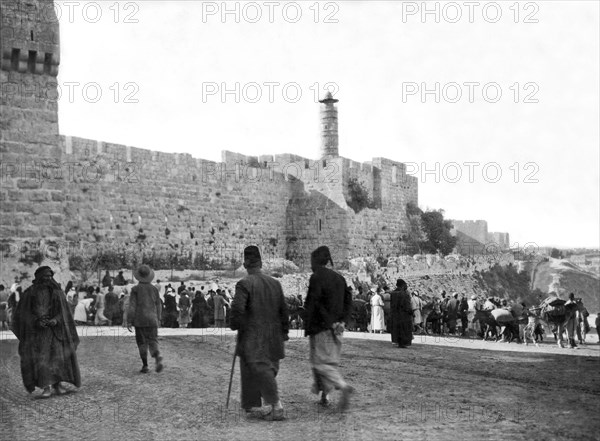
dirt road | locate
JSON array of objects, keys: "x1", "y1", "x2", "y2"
[{"x1": 1, "y1": 329, "x2": 598, "y2": 441}]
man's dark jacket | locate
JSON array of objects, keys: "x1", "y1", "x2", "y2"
[
  {"x1": 446, "y1": 298, "x2": 460, "y2": 320},
  {"x1": 128, "y1": 283, "x2": 162, "y2": 327},
  {"x1": 304, "y1": 265, "x2": 352, "y2": 336},
  {"x1": 230, "y1": 268, "x2": 289, "y2": 363}
]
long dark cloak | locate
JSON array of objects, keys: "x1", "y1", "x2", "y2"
[
  {"x1": 191, "y1": 295, "x2": 208, "y2": 328},
  {"x1": 390, "y1": 288, "x2": 413, "y2": 346},
  {"x1": 12, "y1": 282, "x2": 81, "y2": 392}
]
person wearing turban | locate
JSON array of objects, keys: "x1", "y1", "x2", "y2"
[
  {"x1": 390, "y1": 279, "x2": 413, "y2": 348},
  {"x1": 11, "y1": 266, "x2": 81, "y2": 397}
]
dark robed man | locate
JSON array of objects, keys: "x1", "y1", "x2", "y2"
[
  {"x1": 390, "y1": 279, "x2": 413, "y2": 348},
  {"x1": 304, "y1": 246, "x2": 354, "y2": 410},
  {"x1": 230, "y1": 246, "x2": 289, "y2": 421},
  {"x1": 12, "y1": 266, "x2": 81, "y2": 397}
]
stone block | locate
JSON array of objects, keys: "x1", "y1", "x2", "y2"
[
  {"x1": 16, "y1": 178, "x2": 41, "y2": 189},
  {"x1": 50, "y1": 213, "x2": 62, "y2": 226},
  {"x1": 28, "y1": 190, "x2": 50, "y2": 201},
  {"x1": 51, "y1": 192, "x2": 64, "y2": 201},
  {"x1": 41, "y1": 226, "x2": 63, "y2": 237},
  {"x1": 0, "y1": 226, "x2": 17, "y2": 237},
  {"x1": 17, "y1": 227, "x2": 40, "y2": 238}
]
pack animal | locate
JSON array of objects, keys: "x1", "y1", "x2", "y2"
[
  {"x1": 540, "y1": 298, "x2": 568, "y2": 348},
  {"x1": 422, "y1": 300, "x2": 443, "y2": 335}
]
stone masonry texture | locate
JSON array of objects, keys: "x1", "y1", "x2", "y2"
[{"x1": 0, "y1": 0, "x2": 423, "y2": 284}]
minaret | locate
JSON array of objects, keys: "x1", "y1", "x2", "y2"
[{"x1": 319, "y1": 91, "x2": 339, "y2": 159}]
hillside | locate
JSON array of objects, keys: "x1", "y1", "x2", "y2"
[{"x1": 531, "y1": 258, "x2": 600, "y2": 312}]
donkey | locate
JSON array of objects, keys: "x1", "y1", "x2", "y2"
[{"x1": 422, "y1": 300, "x2": 443, "y2": 335}]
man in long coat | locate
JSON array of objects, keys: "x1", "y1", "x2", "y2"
[
  {"x1": 230, "y1": 246, "x2": 289, "y2": 420},
  {"x1": 12, "y1": 266, "x2": 81, "y2": 397},
  {"x1": 390, "y1": 279, "x2": 413, "y2": 348},
  {"x1": 446, "y1": 293, "x2": 460, "y2": 335},
  {"x1": 127, "y1": 265, "x2": 164, "y2": 373},
  {"x1": 191, "y1": 292, "x2": 208, "y2": 328},
  {"x1": 213, "y1": 290, "x2": 228, "y2": 328},
  {"x1": 304, "y1": 246, "x2": 354, "y2": 410},
  {"x1": 104, "y1": 286, "x2": 119, "y2": 326},
  {"x1": 459, "y1": 295, "x2": 469, "y2": 336}
]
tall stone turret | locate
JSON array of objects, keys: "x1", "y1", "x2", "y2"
[
  {"x1": 1, "y1": 0, "x2": 67, "y2": 284},
  {"x1": 1, "y1": 0, "x2": 61, "y2": 140},
  {"x1": 319, "y1": 91, "x2": 339, "y2": 159}
]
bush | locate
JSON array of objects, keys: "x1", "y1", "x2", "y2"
[
  {"x1": 346, "y1": 178, "x2": 376, "y2": 213},
  {"x1": 476, "y1": 263, "x2": 540, "y2": 305}
]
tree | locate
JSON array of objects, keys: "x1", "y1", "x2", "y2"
[
  {"x1": 419, "y1": 209, "x2": 457, "y2": 256},
  {"x1": 345, "y1": 178, "x2": 375, "y2": 213},
  {"x1": 550, "y1": 248, "x2": 563, "y2": 259},
  {"x1": 404, "y1": 202, "x2": 425, "y2": 254}
]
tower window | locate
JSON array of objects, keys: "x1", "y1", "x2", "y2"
[
  {"x1": 392, "y1": 165, "x2": 398, "y2": 184},
  {"x1": 44, "y1": 53, "x2": 52, "y2": 74},
  {"x1": 28, "y1": 51, "x2": 37, "y2": 73},
  {"x1": 31, "y1": 30, "x2": 34, "y2": 41},
  {"x1": 318, "y1": 219, "x2": 322, "y2": 232},
  {"x1": 322, "y1": 159, "x2": 327, "y2": 168},
  {"x1": 11, "y1": 49, "x2": 20, "y2": 71}
]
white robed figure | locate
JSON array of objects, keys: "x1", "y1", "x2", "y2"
[
  {"x1": 74, "y1": 297, "x2": 93, "y2": 323},
  {"x1": 370, "y1": 291, "x2": 385, "y2": 333}
]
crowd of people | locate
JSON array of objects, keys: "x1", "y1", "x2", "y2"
[
  {"x1": 4, "y1": 245, "x2": 357, "y2": 421},
  {"x1": 345, "y1": 283, "x2": 597, "y2": 350},
  {"x1": 0, "y1": 273, "x2": 238, "y2": 332},
  {"x1": 2, "y1": 245, "x2": 598, "y2": 422}
]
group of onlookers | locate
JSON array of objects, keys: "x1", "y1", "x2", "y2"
[
  {"x1": 157, "y1": 280, "x2": 233, "y2": 328},
  {"x1": 0, "y1": 274, "x2": 236, "y2": 331},
  {"x1": 344, "y1": 284, "x2": 600, "y2": 348}
]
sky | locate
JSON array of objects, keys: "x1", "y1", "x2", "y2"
[{"x1": 51, "y1": 1, "x2": 599, "y2": 249}]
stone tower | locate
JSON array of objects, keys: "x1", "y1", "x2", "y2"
[
  {"x1": 1, "y1": 0, "x2": 61, "y2": 139},
  {"x1": 319, "y1": 91, "x2": 339, "y2": 159},
  {"x1": 1, "y1": 0, "x2": 67, "y2": 283}
]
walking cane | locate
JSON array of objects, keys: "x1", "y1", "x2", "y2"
[{"x1": 226, "y1": 337, "x2": 239, "y2": 409}]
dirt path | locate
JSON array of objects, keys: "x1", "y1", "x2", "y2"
[{"x1": 1, "y1": 329, "x2": 599, "y2": 441}]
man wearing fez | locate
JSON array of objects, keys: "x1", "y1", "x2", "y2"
[
  {"x1": 230, "y1": 246, "x2": 289, "y2": 421},
  {"x1": 127, "y1": 265, "x2": 164, "y2": 373},
  {"x1": 12, "y1": 266, "x2": 81, "y2": 397},
  {"x1": 390, "y1": 279, "x2": 413, "y2": 348},
  {"x1": 304, "y1": 246, "x2": 354, "y2": 410}
]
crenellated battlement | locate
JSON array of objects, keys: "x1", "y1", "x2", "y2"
[
  {"x1": 0, "y1": 0, "x2": 60, "y2": 76},
  {"x1": 0, "y1": 0, "x2": 423, "y2": 284}
]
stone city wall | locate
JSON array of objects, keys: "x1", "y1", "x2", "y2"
[{"x1": 451, "y1": 220, "x2": 489, "y2": 245}]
